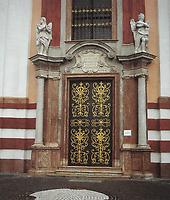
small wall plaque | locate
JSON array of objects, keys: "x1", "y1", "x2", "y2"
[{"x1": 124, "y1": 130, "x2": 132, "y2": 136}]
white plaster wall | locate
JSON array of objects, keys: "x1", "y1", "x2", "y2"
[
  {"x1": 158, "y1": 0, "x2": 170, "y2": 96},
  {"x1": 0, "y1": 0, "x2": 32, "y2": 97}
]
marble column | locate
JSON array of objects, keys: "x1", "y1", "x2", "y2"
[
  {"x1": 34, "y1": 76, "x2": 45, "y2": 146},
  {"x1": 137, "y1": 75, "x2": 148, "y2": 148}
]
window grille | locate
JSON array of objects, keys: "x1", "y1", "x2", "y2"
[{"x1": 72, "y1": 0, "x2": 112, "y2": 40}]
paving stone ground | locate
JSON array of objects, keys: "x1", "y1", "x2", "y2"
[{"x1": 0, "y1": 174, "x2": 170, "y2": 200}]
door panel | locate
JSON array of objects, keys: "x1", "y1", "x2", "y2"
[{"x1": 68, "y1": 78, "x2": 113, "y2": 166}]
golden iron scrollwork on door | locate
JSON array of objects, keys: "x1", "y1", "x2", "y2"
[
  {"x1": 71, "y1": 82, "x2": 90, "y2": 117},
  {"x1": 92, "y1": 81, "x2": 111, "y2": 117},
  {"x1": 68, "y1": 79, "x2": 113, "y2": 166}
]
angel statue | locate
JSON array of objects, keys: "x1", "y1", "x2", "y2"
[
  {"x1": 36, "y1": 17, "x2": 52, "y2": 55},
  {"x1": 130, "y1": 13, "x2": 149, "y2": 53}
]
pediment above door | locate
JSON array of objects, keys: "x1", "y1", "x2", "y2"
[{"x1": 64, "y1": 41, "x2": 122, "y2": 74}]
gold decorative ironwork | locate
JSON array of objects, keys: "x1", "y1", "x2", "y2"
[
  {"x1": 72, "y1": 22, "x2": 112, "y2": 27},
  {"x1": 92, "y1": 81, "x2": 111, "y2": 117},
  {"x1": 72, "y1": 8, "x2": 112, "y2": 13},
  {"x1": 91, "y1": 128, "x2": 111, "y2": 165},
  {"x1": 71, "y1": 119, "x2": 90, "y2": 127},
  {"x1": 70, "y1": 128, "x2": 89, "y2": 164},
  {"x1": 91, "y1": 118, "x2": 111, "y2": 127},
  {"x1": 72, "y1": 82, "x2": 90, "y2": 117},
  {"x1": 69, "y1": 79, "x2": 112, "y2": 166}
]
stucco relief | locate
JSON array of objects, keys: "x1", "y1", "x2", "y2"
[{"x1": 65, "y1": 49, "x2": 116, "y2": 73}]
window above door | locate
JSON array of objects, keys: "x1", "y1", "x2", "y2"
[{"x1": 66, "y1": 0, "x2": 117, "y2": 41}]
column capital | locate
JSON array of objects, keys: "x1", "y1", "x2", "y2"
[
  {"x1": 123, "y1": 68, "x2": 148, "y2": 79},
  {"x1": 118, "y1": 52, "x2": 156, "y2": 79},
  {"x1": 30, "y1": 54, "x2": 62, "y2": 80},
  {"x1": 48, "y1": 70, "x2": 61, "y2": 80},
  {"x1": 35, "y1": 69, "x2": 61, "y2": 80},
  {"x1": 35, "y1": 69, "x2": 48, "y2": 79}
]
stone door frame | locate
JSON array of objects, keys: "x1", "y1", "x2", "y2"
[{"x1": 61, "y1": 73, "x2": 121, "y2": 168}]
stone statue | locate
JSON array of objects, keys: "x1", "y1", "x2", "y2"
[
  {"x1": 130, "y1": 13, "x2": 149, "y2": 53},
  {"x1": 36, "y1": 17, "x2": 52, "y2": 55}
]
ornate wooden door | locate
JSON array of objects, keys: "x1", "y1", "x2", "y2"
[{"x1": 68, "y1": 78, "x2": 113, "y2": 166}]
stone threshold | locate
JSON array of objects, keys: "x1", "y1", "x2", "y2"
[{"x1": 53, "y1": 166, "x2": 128, "y2": 178}]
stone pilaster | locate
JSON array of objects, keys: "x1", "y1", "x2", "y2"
[
  {"x1": 43, "y1": 71, "x2": 61, "y2": 147},
  {"x1": 118, "y1": 52, "x2": 156, "y2": 177},
  {"x1": 118, "y1": 52, "x2": 156, "y2": 147},
  {"x1": 34, "y1": 76, "x2": 45, "y2": 146},
  {"x1": 29, "y1": 54, "x2": 64, "y2": 174},
  {"x1": 137, "y1": 75, "x2": 148, "y2": 148}
]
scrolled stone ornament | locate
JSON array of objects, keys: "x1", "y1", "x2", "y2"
[
  {"x1": 130, "y1": 13, "x2": 149, "y2": 53},
  {"x1": 36, "y1": 17, "x2": 52, "y2": 55}
]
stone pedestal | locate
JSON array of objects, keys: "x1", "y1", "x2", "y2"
[
  {"x1": 122, "y1": 148, "x2": 152, "y2": 178},
  {"x1": 30, "y1": 146, "x2": 60, "y2": 175}
]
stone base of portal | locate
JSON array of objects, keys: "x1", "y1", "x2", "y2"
[
  {"x1": 29, "y1": 145, "x2": 60, "y2": 175},
  {"x1": 121, "y1": 148, "x2": 153, "y2": 178}
]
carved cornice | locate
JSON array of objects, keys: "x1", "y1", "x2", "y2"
[
  {"x1": 30, "y1": 54, "x2": 63, "y2": 79},
  {"x1": 117, "y1": 52, "x2": 156, "y2": 78},
  {"x1": 117, "y1": 52, "x2": 156, "y2": 65},
  {"x1": 30, "y1": 54, "x2": 64, "y2": 67}
]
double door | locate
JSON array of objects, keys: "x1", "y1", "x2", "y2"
[{"x1": 68, "y1": 78, "x2": 113, "y2": 167}]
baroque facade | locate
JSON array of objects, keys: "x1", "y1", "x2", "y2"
[{"x1": 0, "y1": 0, "x2": 170, "y2": 178}]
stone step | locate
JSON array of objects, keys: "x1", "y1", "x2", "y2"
[{"x1": 52, "y1": 167, "x2": 127, "y2": 178}]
